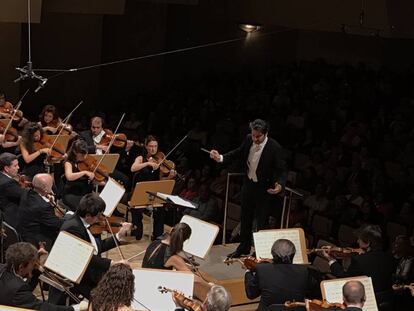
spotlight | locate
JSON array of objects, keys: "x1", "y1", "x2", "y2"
[{"x1": 239, "y1": 23, "x2": 262, "y2": 33}]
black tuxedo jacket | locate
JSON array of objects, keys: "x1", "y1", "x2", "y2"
[
  {"x1": 0, "y1": 264, "x2": 73, "y2": 311},
  {"x1": 245, "y1": 263, "x2": 314, "y2": 311},
  {"x1": 223, "y1": 134, "x2": 286, "y2": 189},
  {"x1": 79, "y1": 130, "x2": 97, "y2": 154},
  {"x1": 344, "y1": 307, "x2": 363, "y2": 311},
  {"x1": 17, "y1": 189, "x2": 64, "y2": 251},
  {"x1": 0, "y1": 172, "x2": 25, "y2": 228},
  {"x1": 60, "y1": 214, "x2": 117, "y2": 297}
]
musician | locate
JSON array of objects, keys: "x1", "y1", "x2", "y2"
[
  {"x1": 130, "y1": 135, "x2": 176, "y2": 240},
  {"x1": 20, "y1": 121, "x2": 51, "y2": 180},
  {"x1": 53, "y1": 193, "x2": 131, "y2": 299},
  {"x1": 89, "y1": 263, "x2": 135, "y2": 311},
  {"x1": 341, "y1": 281, "x2": 366, "y2": 311},
  {"x1": 244, "y1": 239, "x2": 315, "y2": 311},
  {"x1": 322, "y1": 224, "x2": 395, "y2": 307},
  {"x1": 0, "y1": 242, "x2": 86, "y2": 311},
  {"x1": 17, "y1": 173, "x2": 64, "y2": 251},
  {"x1": 0, "y1": 91, "x2": 27, "y2": 128},
  {"x1": 39, "y1": 104, "x2": 61, "y2": 134},
  {"x1": 142, "y1": 222, "x2": 192, "y2": 271},
  {"x1": 210, "y1": 119, "x2": 287, "y2": 258},
  {"x1": 62, "y1": 139, "x2": 95, "y2": 211},
  {"x1": 174, "y1": 285, "x2": 232, "y2": 311},
  {"x1": 0, "y1": 152, "x2": 25, "y2": 228}
]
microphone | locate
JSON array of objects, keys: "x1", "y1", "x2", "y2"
[{"x1": 34, "y1": 78, "x2": 48, "y2": 93}]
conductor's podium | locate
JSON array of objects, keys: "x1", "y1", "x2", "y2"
[{"x1": 197, "y1": 243, "x2": 259, "y2": 306}]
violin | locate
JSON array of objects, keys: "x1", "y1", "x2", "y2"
[
  {"x1": 45, "y1": 119, "x2": 74, "y2": 135},
  {"x1": 223, "y1": 256, "x2": 272, "y2": 271},
  {"x1": 33, "y1": 133, "x2": 66, "y2": 162},
  {"x1": 15, "y1": 173, "x2": 32, "y2": 188},
  {"x1": 158, "y1": 286, "x2": 206, "y2": 311},
  {"x1": 285, "y1": 299, "x2": 345, "y2": 310},
  {"x1": 0, "y1": 102, "x2": 23, "y2": 121},
  {"x1": 392, "y1": 283, "x2": 414, "y2": 292},
  {"x1": 307, "y1": 246, "x2": 364, "y2": 259},
  {"x1": 0, "y1": 122, "x2": 19, "y2": 142},
  {"x1": 77, "y1": 154, "x2": 110, "y2": 183},
  {"x1": 89, "y1": 215, "x2": 125, "y2": 235},
  {"x1": 148, "y1": 151, "x2": 177, "y2": 179},
  {"x1": 98, "y1": 129, "x2": 141, "y2": 149}
]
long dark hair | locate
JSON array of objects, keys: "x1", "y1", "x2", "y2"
[
  {"x1": 66, "y1": 139, "x2": 88, "y2": 163},
  {"x1": 90, "y1": 264, "x2": 135, "y2": 311},
  {"x1": 22, "y1": 122, "x2": 44, "y2": 153},
  {"x1": 39, "y1": 104, "x2": 59, "y2": 126},
  {"x1": 169, "y1": 223, "x2": 192, "y2": 255}
]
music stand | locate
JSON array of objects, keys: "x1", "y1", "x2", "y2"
[
  {"x1": 280, "y1": 186, "x2": 304, "y2": 229},
  {"x1": 89, "y1": 154, "x2": 120, "y2": 174},
  {"x1": 129, "y1": 180, "x2": 175, "y2": 240},
  {"x1": 48, "y1": 134, "x2": 71, "y2": 152}
]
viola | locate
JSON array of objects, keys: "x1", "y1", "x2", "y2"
[
  {"x1": 33, "y1": 133, "x2": 66, "y2": 161},
  {"x1": 0, "y1": 102, "x2": 23, "y2": 121},
  {"x1": 98, "y1": 129, "x2": 141, "y2": 149},
  {"x1": 223, "y1": 256, "x2": 272, "y2": 271},
  {"x1": 0, "y1": 122, "x2": 19, "y2": 142},
  {"x1": 77, "y1": 154, "x2": 109, "y2": 183},
  {"x1": 285, "y1": 299, "x2": 345, "y2": 310},
  {"x1": 308, "y1": 246, "x2": 364, "y2": 259},
  {"x1": 89, "y1": 215, "x2": 124, "y2": 235},
  {"x1": 44, "y1": 119, "x2": 74, "y2": 135},
  {"x1": 158, "y1": 286, "x2": 206, "y2": 311},
  {"x1": 148, "y1": 151, "x2": 177, "y2": 178}
]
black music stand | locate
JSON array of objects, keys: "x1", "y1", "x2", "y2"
[{"x1": 280, "y1": 186, "x2": 304, "y2": 228}]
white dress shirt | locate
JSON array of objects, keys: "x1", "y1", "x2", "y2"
[
  {"x1": 93, "y1": 130, "x2": 106, "y2": 155},
  {"x1": 247, "y1": 136, "x2": 268, "y2": 182},
  {"x1": 80, "y1": 217, "x2": 99, "y2": 255}
]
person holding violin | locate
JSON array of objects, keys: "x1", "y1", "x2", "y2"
[
  {"x1": 49, "y1": 193, "x2": 131, "y2": 302},
  {"x1": 0, "y1": 152, "x2": 25, "y2": 228},
  {"x1": 322, "y1": 225, "x2": 395, "y2": 308},
  {"x1": 17, "y1": 173, "x2": 64, "y2": 251},
  {"x1": 244, "y1": 239, "x2": 316, "y2": 311},
  {"x1": 0, "y1": 91, "x2": 27, "y2": 128},
  {"x1": 130, "y1": 135, "x2": 176, "y2": 240},
  {"x1": 0, "y1": 242, "x2": 88, "y2": 311},
  {"x1": 39, "y1": 104, "x2": 61, "y2": 134},
  {"x1": 19, "y1": 122, "x2": 52, "y2": 180},
  {"x1": 61, "y1": 139, "x2": 95, "y2": 211},
  {"x1": 172, "y1": 285, "x2": 231, "y2": 311}
]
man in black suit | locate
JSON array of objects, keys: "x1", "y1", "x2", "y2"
[
  {"x1": 52, "y1": 193, "x2": 131, "y2": 300},
  {"x1": 341, "y1": 280, "x2": 366, "y2": 311},
  {"x1": 17, "y1": 173, "x2": 64, "y2": 251},
  {"x1": 322, "y1": 225, "x2": 395, "y2": 309},
  {"x1": 210, "y1": 119, "x2": 286, "y2": 257},
  {"x1": 0, "y1": 152, "x2": 25, "y2": 228},
  {"x1": 244, "y1": 239, "x2": 315, "y2": 311},
  {"x1": 0, "y1": 242, "x2": 86, "y2": 310}
]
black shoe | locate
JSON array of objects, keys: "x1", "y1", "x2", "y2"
[
  {"x1": 227, "y1": 249, "x2": 250, "y2": 258},
  {"x1": 130, "y1": 229, "x2": 143, "y2": 240}
]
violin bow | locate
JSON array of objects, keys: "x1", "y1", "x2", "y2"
[
  {"x1": 103, "y1": 217, "x2": 125, "y2": 260},
  {"x1": 91, "y1": 113, "x2": 125, "y2": 177},
  {"x1": 2, "y1": 88, "x2": 30, "y2": 137},
  {"x1": 152, "y1": 133, "x2": 188, "y2": 172},
  {"x1": 47, "y1": 100, "x2": 83, "y2": 161}
]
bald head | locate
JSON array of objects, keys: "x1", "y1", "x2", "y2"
[
  {"x1": 343, "y1": 281, "x2": 366, "y2": 307},
  {"x1": 32, "y1": 173, "x2": 53, "y2": 194}
]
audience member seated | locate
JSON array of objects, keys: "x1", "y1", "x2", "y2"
[{"x1": 183, "y1": 183, "x2": 219, "y2": 222}]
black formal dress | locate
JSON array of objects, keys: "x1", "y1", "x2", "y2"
[
  {"x1": 21, "y1": 152, "x2": 47, "y2": 181},
  {"x1": 0, "y1": 172, "x2": 25, "y2": 228},
  {"x1": 49, "y1": 214, "x2": 117, "y2": 301},
  {"x1": 222, "y1": 134, "x2": 287, "y2": 253},
  {"x1": 0, "y1": 264, "x2": 73, "y2": 310},
  {"x1": 142, "y1": 239, "x2": 173, "y2": 270},
  {"x1": 17, "y1": 189, "x2": 64, "y2": 251},
  {"x1": 245, "y1": 262, "x2": 314, "y2": 311}
]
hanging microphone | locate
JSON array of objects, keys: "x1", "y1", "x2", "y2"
[{"x1": 34, "y1": 78, "x2": 48, "y2": 93}]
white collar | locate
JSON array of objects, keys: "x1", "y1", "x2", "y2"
[
  {"x1": 253, "y1": 136, "x2": 268, "y2": 148},
  {"x1": 80, "y1": 217, "x2": 91, "y2": 229}
]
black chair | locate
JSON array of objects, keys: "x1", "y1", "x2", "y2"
[{"x1": 1, "y1": 220, "x2": 21, "y2": 263}]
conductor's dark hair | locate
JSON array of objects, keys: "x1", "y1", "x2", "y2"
[
  {"x1": 0, "y1": 152, "x2": 17, "y2": 171},
  {"x1": 169, "y1": 223, "x2": 192, "y2": 255},
  {"x1": 76, "y1": 193, "x2": 106, "y2": 217},
  {"x1": 249, "y1": 119, "x2": 269, "y2": 134}
]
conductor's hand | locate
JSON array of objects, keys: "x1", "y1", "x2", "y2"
[
  {"x1": 210, "y1": 149, "x2": 221, "y2": 162},
  {"x1": 267, "y1": 182, "x2": 282, "y2": 195}
]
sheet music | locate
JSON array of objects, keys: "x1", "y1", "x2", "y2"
[
  {"x1": 157, "y1": 192, "x2": 196, "y2": 209},
  {"x1": 132, "y1": 269, "x2": 194, "y2": 311},
  {"x1": 44, "y1": 231, "x2": 94, "y2": 283},
  {"x1": 322, "y1": 276, "x2": 378, "y2": 311},
  {"x1": 253, "y1": 229, "x2": 308, "y2": 264},
  {"x1": 181, "y1": 215, "x2": 219, "y2": 259},
  {"x1": 100, "y1": 178, "x2": 126, "y2": 217}
]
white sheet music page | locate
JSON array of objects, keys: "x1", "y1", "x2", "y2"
[
  {"x1": 253, "y1": 228, "x2": 307, "y2": 264},
  {"x1": 181, "y1": 215, "x2": 219, "y2": 259},
  {"x1": 100, "y1": 177, "x2": 126, "y2": 217},
  {"x1": 322, "y1": 276, "x2": 378, "y2": 311},
  {"x1": 157, "y1": 192, "x2": 196, "y2": 209},
  {"x1": 44, "y1": 231, "x2": 94, "y2": 283},
  {"x1": 132, "y1": 269, "x2": 194, "y2": 311}
]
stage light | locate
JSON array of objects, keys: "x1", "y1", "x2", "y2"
[{"x1": 239, "y1": 23, "x2": 262, "y2": 33}]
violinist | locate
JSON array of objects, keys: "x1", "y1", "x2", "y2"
[
  {"x1": 0, "y1": 152, "x2": 25, "y2": 228},
  {"x1": 61, "y1": 139, "x2": 95, "y2": 211},
  {"x1": 0, "y1": 91, "x2": 27, "y2": 128},
  {"x1": 321, "y1": 225, "x2": 395, "y2": 307},
  {"x1": 340, "y1": 281, "x2": 366, "y2": 311},
  {"x1": 130, "y1": 135, "x2": 174, "y2": 240},
  {"x1": 50, "y1": 193, "x2": 131, "y2": 301},
  {"x1": 173, "y1": 285, "x2": 231, "y2": 311},
  {"x1": 244, "y1": 239, "x2": 316, "y2": 311},
  {"x1": 0, "y1": 242, "x2": 87, "y2": 311},
  {"x1": 20, "y1": 122, "x2": 51, "y2": 180},
  {"x1": 39, "y1": 104, "x2": 61, "y2": 134},
  {"x1": 17, "y1": 173, "x2": 64, "y2": 251}
]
